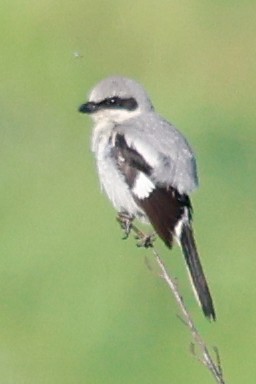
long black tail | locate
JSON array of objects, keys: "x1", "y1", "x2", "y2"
[{"x1": 180, "y1": 223, "x2": 216, "y2": 320}]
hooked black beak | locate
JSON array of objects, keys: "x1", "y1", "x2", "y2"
[{"x1": 78, "y1": 102, "x2": 98, "y2": 114}]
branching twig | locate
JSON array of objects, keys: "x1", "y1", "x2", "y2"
[
  {"x1": 124, "y1": 220, "x2": 226, "y2": 384},
  {"x1": 153, "y1": 247, "x2": 225, "y2": 383}
]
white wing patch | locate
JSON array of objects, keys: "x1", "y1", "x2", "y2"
[{"x1": 132, "y1": 172, "x2": 155, "y2": 199}]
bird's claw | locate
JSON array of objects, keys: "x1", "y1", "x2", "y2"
[
  {"x1": 116, "y1": 212, "x2": 134, "y2": 240},
  {"x1": 135, "y1": 233, "x2": 156, "y2": 248},
  {"x1": 116, "y1": 213, "x2": 156, "y2": 247}
]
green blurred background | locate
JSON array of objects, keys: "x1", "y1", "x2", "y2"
[{"x1": 1, "y1": 1, "x2": 256, "y2": 383}]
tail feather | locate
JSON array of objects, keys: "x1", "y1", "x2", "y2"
[
  {"x1": 132, "y1": 183, "x2": 215, "y2": 320},
  {"x1": 180, "y1": 223, "x2": 216, "y2": 320}
]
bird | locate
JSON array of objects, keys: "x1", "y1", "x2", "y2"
[{"x1": 78, "y1": 76, "x2": 216, "y2": 320}]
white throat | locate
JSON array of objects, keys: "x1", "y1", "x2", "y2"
[{"x1": 91, "y1": 107, "x2": 142, "y2": 125}]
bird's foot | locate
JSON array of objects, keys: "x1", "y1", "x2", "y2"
[
  {"x1": 135, "y1": 232, "x2": 156, "y2": 248},
  {"x1": 116, "y1": 212, "x2": 156, "y2": 248},
  {"x1": 116, "y1": 212, "x2": 134, "y2": 240}
]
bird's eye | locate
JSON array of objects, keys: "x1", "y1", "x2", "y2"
[
  {"x1": 106, "y1": 97, "x2": 118, "y2": 106},
  {"x1": 100, "y1": 96, "x2": 138, "y2": 111}
]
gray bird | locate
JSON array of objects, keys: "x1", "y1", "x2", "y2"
[{"x1": 79, "y1": 76, "x2": 215, "y2": 320}]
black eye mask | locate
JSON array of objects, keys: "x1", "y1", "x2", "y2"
[{"x1": 79, "y1": 96, "x2": 138, "y2": 114}]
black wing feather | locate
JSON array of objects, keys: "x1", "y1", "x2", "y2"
[{"x1": 112, "y1": 133, "x2": 216, "y2": 320}]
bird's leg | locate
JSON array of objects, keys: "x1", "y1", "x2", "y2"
[
  {"x1": 134, "y1": 231, "x2": 156, "y2": 248},
  {"x1": 116, "y1": 212, "x2": 134, "y2": 239},
  {"x1": 116, "y1": 212, "x2": 156, "y2": 248}
]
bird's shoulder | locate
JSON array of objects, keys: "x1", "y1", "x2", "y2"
[{"x1": 112, "y1": 112, "x2": 198, "y2": 194}]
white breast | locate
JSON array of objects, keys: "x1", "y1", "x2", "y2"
[{"x1": 91, "y1": 122, "x2": 146, "y2": 220}]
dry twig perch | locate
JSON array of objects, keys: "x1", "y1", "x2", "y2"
[{"x1": 119, "y1": 219, "x2": 225, "y2": 384}]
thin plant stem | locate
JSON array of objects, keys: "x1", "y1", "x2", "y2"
[{"x1": 128, "y1": 221, "x2": 226, "y2": 384}]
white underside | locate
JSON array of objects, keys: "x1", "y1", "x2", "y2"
[{"x1": 92, "y1": 122, "x2": 147, "y2": 221}]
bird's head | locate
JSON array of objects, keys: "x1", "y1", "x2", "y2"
[{"x1": 79, "y1": 76, "x2": 154, "y2": 124}]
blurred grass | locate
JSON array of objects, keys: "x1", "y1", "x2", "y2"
[{"x1": 1, "y1": 1, "x2": 256, "y2": 383}]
